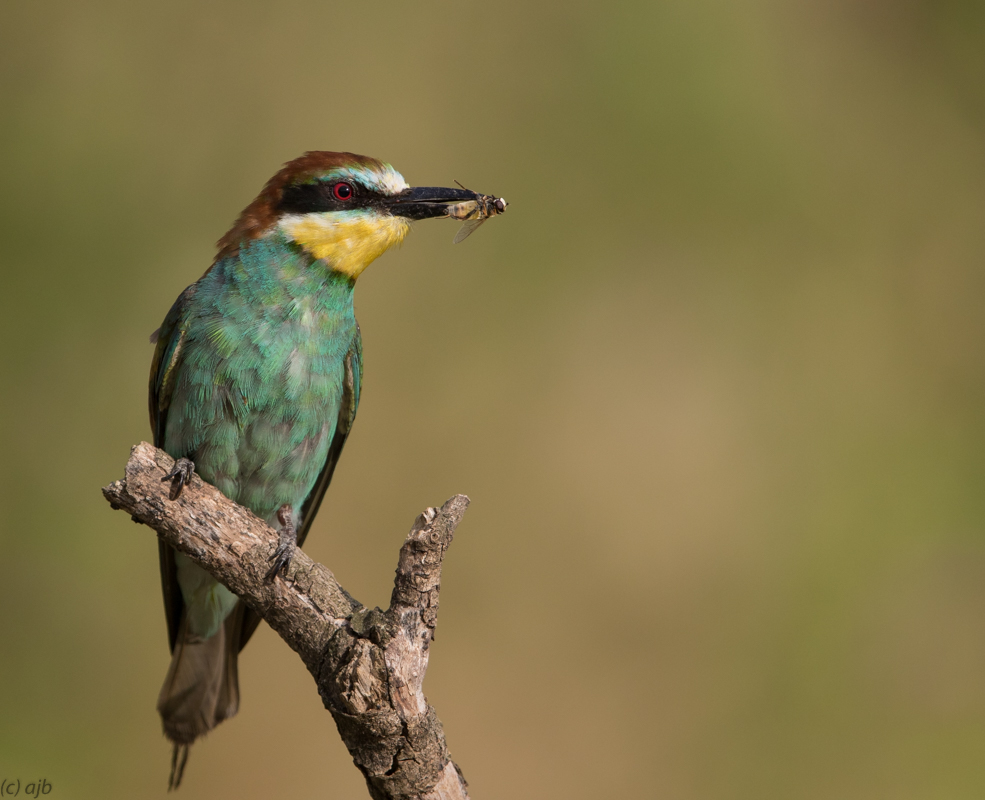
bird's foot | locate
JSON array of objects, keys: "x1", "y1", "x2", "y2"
[
  {"x1": 161, "y1": 458, "x2": 195, "y2": 501},
  {"x1": 265, "y1": 505, "x2": 297, "y2": 582}
]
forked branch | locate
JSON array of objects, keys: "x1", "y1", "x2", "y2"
[{"x1": 102, "y1": 442, "x2": 470, "y2": 800}]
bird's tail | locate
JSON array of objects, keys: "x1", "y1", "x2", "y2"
[{"x1": 157, "y1": 608, "x2": 243, "y2": 789}]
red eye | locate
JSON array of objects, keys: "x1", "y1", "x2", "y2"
[{"x1": 333, "y1": 182, "x2": 354, "y2": 201}]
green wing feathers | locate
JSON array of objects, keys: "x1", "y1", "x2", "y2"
[
  {"x1": 149, "y1": 285, "x2": 196, "y2": 451},
  {"x1": 149, "y1": 285, "x2": 196, "y2": 652}
]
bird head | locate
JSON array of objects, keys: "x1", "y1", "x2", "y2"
[{"x1": 215, "y1": 151, "x2": 491, "y2": 279}]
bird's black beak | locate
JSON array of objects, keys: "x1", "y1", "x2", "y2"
[{"x1": 388, "y1": 186, "x2": 483, "y2": 220}]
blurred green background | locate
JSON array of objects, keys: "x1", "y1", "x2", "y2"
[{"x1": 2, "y1": 1, "x2": 985, "y2": 797}]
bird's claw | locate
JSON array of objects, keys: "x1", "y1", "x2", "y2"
[
  {"x1": 265, "y1": 506, "x2": 297, "y2": 582},
  {"x1": 161, "y1": 458, "x2": 195, "y2": 501},
  {"x1": 265, "y1": 531, "x2": 296, "y2": 582}
]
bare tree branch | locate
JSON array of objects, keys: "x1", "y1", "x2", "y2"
[{"x1": 103, "y1": 442, "x2": 471, "y2": 800}]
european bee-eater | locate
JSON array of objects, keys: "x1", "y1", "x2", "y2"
[{"x1": 148, "y1": 151, "x2": 505, "y2": 787}]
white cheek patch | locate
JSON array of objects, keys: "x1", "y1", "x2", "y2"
[{"x1": 376, "y1": 165, "x2": 409, "y2": 196}]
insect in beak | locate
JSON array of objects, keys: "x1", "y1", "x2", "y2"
[{"x1": 446, "y1": 183, "x2": 509, "y2": 243}]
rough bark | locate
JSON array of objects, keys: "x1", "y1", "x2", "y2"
[{"x1": 103, "y1": 442, "x2": 470, "y2": 800}]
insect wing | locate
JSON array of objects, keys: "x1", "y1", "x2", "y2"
[{"x1": 453, "y1": 217, "x2": 486, "y2": 244}]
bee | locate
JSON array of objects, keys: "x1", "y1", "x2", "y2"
[{"x1": 445, "y1": 182, "x2": 508, "y2": 243}]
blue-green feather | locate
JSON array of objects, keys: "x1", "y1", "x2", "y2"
[{"x1": 150, "y1": 230, "x2": 362, "y2": 643}]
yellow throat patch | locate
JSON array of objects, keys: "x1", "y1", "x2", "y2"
[{"x1": 279, "y1": 211, "x2": 411, "y2": 278}]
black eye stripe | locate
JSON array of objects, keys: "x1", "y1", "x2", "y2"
[
  {"x1": 277, "y1": 183, "x2": 333, "y2": 214},
  {"x1": 277, "y1": 182, "x2": 385, "y2": 215}
]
